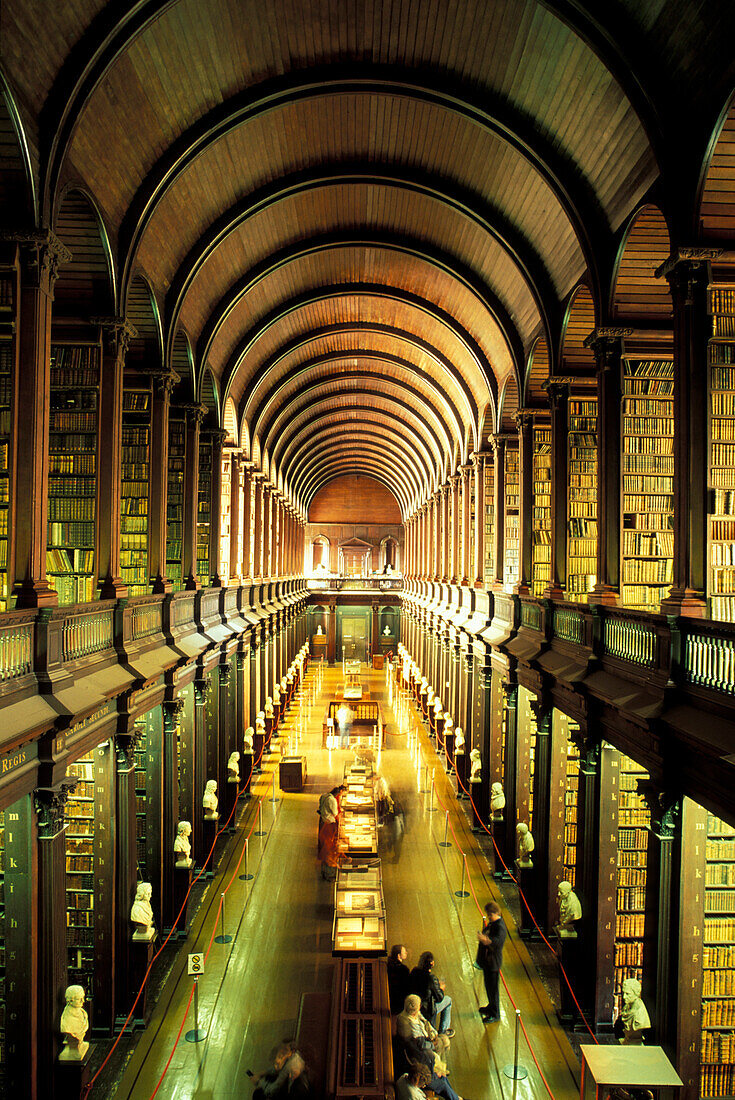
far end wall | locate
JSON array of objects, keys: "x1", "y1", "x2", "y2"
[{"x1": 306, "y1": 475, "x2": 404, "y2": 572}]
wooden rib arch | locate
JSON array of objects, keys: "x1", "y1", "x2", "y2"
[
  {"x1": 126, "y1": 273, "x2": 163, "y2": 370},
  {"x1": 698, "y1": 91, "x2": 735, "y2": 240},
  {"x1": 53, "y1": 186, "x2": 116, "y2": 317},
  {"x1": 0, "y1": 70, "x2": 36, "y2": 226},
  {"x1": 299, "y1": 455, "x2": 415, "y2": 516},
  {"x1": 285, "y1": 430, "x2": 429, "y2": 505},
  {"x1": 559, "y1": 284, "x2": 596, "y2": 372},
  {"x1": 170, "y1": 328, "x2": 196, "y2": 404},
  {"x1": 611, "y1": 204, "x2": 671, "y2": 320},
  {"x1": 525, "y1": 336, "x2": 551, "y2": 407}
]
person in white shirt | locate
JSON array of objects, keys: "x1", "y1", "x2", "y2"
[{"x1": 396, "y1": 1064, "x2": 432, "y2": 1100}]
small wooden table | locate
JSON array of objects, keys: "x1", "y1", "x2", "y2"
[{"x1": 579, "y1": 1045, "x2": 682, "y2": 1100}]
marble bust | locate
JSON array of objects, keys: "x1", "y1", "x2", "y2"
[
  {"x1": 174, "y1": 820, "x2": 193, "y2": 867},
  {"x1": 227, "y1": 751, "x2": 240, "y2": 782},
  {"x1": 432, "y1": 696, "x2": 443, "y2": 716},
  {"x1": 454, "y1": 727, "x2": 465, "y2": 752},
  {"x1": 470, "y1": 748, "x2": 482, "y2": 781},
  {"x1": 618, "y1": 978, "x2": 650, "y2": 1044},
  {"x1": 443, "y1": 714, "x2": 453, "y2": 733},
  {"x1": 59, "y1": 985, "x2": 89, "y2": 1061},
  {"x1": 203, "y1": 779, "x2": 219, "y2": 820},
  {"x1": 315, "y1": 624, "x2": 324, "y2": 635},
  {"x1": 130, "y1": 881, "x2": 156, "y2": 942},
  {"x1": 490, "y1": 782, "x2": 506, "y2": 819},
  {"x1": 383, "y1": 624, "x2": 391, "y2": 635},
  {"x1": 272, "y1": 684, "x2": 281, "y2": 704},
  {"x1": 555, "y1": 880, "x2": 582, "y2": 937},
  {"x1": 265, "y1": 696, "x2": 274, "y2": 718},
  {"x1": 243, "y1": 726, "x2": 254, "y2": 753},
  {"x1": 256, "y1": 711, "x2": 266, "y2": 733},
  {"x1": 516, "y1": 822, "x2": 535, "y2": 868}
]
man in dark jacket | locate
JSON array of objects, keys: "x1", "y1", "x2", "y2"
[
  {"x1": 387, "y1": 944, "x2": 412, "y2": 1014},
  {"x1": 409, "y1": 951, "x2": 454, "y2": 1036},
  {"x1": 476, "y1": 900, "x2": 507, "y2": 1022}
]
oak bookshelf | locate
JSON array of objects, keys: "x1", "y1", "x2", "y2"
[
  {"x1": 166, "y1": 413, "x2": 185, "y2": 591},
  {"x1": 65, "y1": 753, "x2": 96, "y2": 1015},
  {"x1": 484, "y1": 457, "x2": 495, "y2": 587},
  {"x1": 614, "y1": 753, "x2": 650, "y2": 1017},
  {"x1": 707, "y1": 285, "x2": 735, "y2": 623},
  {"x1": 121, "y1": 381, "x2": 151, "y2": 595},
  {"x1": 532, "y1": 425, "x2": 551, "y2": 597},
  {"x1": 47, "y1": 344, "x2": 101, "y2": 605},
  {"x1": 219, "y1": 449, "x2": 232, "y2": 581},
  {"x1": 197, "y1": 436, "x2": 212, "y2": 586},
  {"x1": 701, "y1": 812, "x2": 735, "y2": 1097},
  {"x1": 504, "y1": 442, "x2": 519, "y2": 589},
  {"x1": 0, "y1": 266, "x2": 16, "y2": 612},
  {"x1": 567, "y1": 396, "x2": 598, "y2": 601}
]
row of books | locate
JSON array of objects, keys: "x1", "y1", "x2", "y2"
[
  {"x1": 711, "y1": 543, "x2": 735, "y2": 566},
  {"x1": 711, "y1": 393, "x2": 735, "y2": 416},
  {"x1": 706, "y1": 839, "x2": 735, "y2": 860},
  {"x1": 121, "y1": 446, "x2": 149, "y2": 463},
  {"x1": 705, "y1": 918, "x2": 735, "y2": 941},
  {"x1": 46, "y1": 549, "x2": 94, "y2": 573},
  {"x1": 50, "y1": 412, "x2": 97, "y2": 432},
  {"x1": 623, "y1": 510, "x2": 674, "y2": 531},
  {"x1": 49, "y1": 434, "x2": 96, "y2": 454},
  {"x1": 616, "y1": 912, "x2": 645, "y2": 937},
  {"x1": 702, "y1": 999, "x2": 735, "y2": 1026},
  {"x1": 622, "y1": 560, "x2": 673, "y2": 584},
  {"x1": 622, "y1": 584, "x2": 670, "y2": 606},
  {"x1": 710, "y1": 595, "x2": 735, "y2": 620},
  {"x1": 711, "y1": 569, "x2": 735, "y2": 592},
  {"x1": 122, "y1": 392, "x2": 151, "y2": 411},
  {"x1": 622, "y1": 455, "x2": 675, "y2": 474},
  {"x1": 121, "y1": 517, "x2": 147, "y2": 535},
  {"x1": 622, "y1": 531, "x2": 674, "y2": 556},
  {"x1": 703, "y1": 969, "x2": 735, "y2": 996},
  {"x1": 705, "y1": 889, "x2": 735, "y2": 912},
  {"x1": 48, "y1": 498, "x2": 95, "y2": 521},
  {"x1": 710, "y1": 343, "x2": 735, "y2": 365},
  {"x1": 614, "y1": 941, "x2": 643, "y2": 966}
]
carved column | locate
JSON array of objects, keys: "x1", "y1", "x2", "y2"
[
  {"x1": 261, "y1": 484, "x2": 272, "y2": 580},
  {"x1": 252, "y1": 472, "x2": 263, "y2": 579},
  {"x1": 515, "y1": 411, "x2": 533, "y2": 595},
  {"x1": 586, "y1": 330, "x2": 624, "y2": 604},
  {"x1": 546, "y1": 382, "x2": 569, "y2": 598},
  {"x1": 161, "y1": 697, "x2": 184, "y2": 931},
  {"x1": 472, "y1": 452, "x2": 486, "y2": 588},
  {"x1": 183, "y1": 405, "x2": 205, "y2": 590},
  {"x1": 461, "y1": 464, "x2": 472, "y2": 585},
  {"x1": 149, "y1": 371, "x2": 177, "y2": 592},
  {"x1": 659, "y1": 253, "x2": 711, "y2": 616},
  {"x1": 193, "y1": 676, "x2": 211, "y2": 866},
  {"x1": 95, "y1": 317, "x2": 137, "y2": 598},
  {"x1": 35, "y1": 780, "x2": 77, "y2": 1095},
  {"x1": 9, "y1": 233, "x2": 70, "y2": 607}
]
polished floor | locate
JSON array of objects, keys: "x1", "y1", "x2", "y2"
[{"x1": 112, "y1": 665, "x2": 581, "y2": 1100}]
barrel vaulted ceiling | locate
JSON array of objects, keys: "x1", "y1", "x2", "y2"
[{"x1": 2, "y1": 0, "x2": 735, "y2": 516}]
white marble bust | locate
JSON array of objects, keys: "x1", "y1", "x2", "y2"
[
  {"x1": 243, "y1": 726, "x2": 254, "y2": 753},
  {"x1": 516, "y1": 822, "x2": 535, "y2": 868},
  {"x1": 59, "y1": 985, "x2": 89, "y2": 1061},
  {"x1": 174, "y1": 820, "x2": 193, "y2": 867},
  {"x1": 619, "y1": 978, "x2": 650, "y2": 1044},
  {"x1": 555, "y1": 880, "x2": 582, "y2": 937},
  {"x1": 316, "y1": 624, "x2": 324, "y2": 635},
  {"x1": 265, "y1": 696, "x2": 274, "y2": 718},
  {"x1": 432, "y1": 696, "x2": 443, "y2": 716},
  {"x1": 454, "y1": 727, "x2": 465, "y2": 752},
  {"x1": 272, "y1": 683, "x2": 281, "y2": 703},
  {"x1": 470, "y1": 748, "x2": 482, "y2": 781},
  {"x1": 130, "y1": 881, "x2": 156, "y2": 942},
  {"x1": 383, "y1": 624, "x2": 391, "y2": 635},
  {"x1": 490, "y1": 782, "x2": 506, "y2": 818},
  {"x1": 228, "y1": 751, "x2": 240, "y2": 782},
  {"x1": 256, "y1": 711, "x2": 266, "y2": 733},
  {"x1": 203, "y1": 779, "x2": 219, "y2": 820}
]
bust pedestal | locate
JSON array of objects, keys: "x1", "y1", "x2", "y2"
[
  {"x1": 264, "y1": 715, "x2": 275, "y2": 749},
  {"x1": 127, "y1": 934, "x2": 157, "y2": 1029},
  {"x1": 556, "y1": 929, "x2": 580, "y2": 1023},
  {"x1": 490, "y1": 815, "x2": 511, "y2": 879},
  {"x1": 173, "y1": 863, "x2": 192, "y2": 938},
  {"x1": 428, "y1": 709, "x2": 437, "y2": 739},
  {"x1": 444, "y1": 730, "x2": 455, "y2": 773},
  {"x1": 241, "y1": 753, "x2": 253, "y2": 798},
  {"x1": 225, "y1": 778, "x2": 238, "y2": 832},
  {"x1": 202, "y1": 816, "x2": 219, "y2": 876},
  {"x1": 470, "y1": 778, "x2": 483, "y2": 832},
  {"x1": 455, "y1": 749, "x2": 468, "y2": 799},
  {"x1": 56, "y1": 1043, "x2": 95, "y2": 1100},
  {"x1": 252, "y1": 730, "x2": 264, "y2": 773},
  {"x1": 515, "y1": 862, "x2": 535, "y2": 937}
]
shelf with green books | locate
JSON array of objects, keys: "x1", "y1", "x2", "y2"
[
  {"x1": 121, "y1": 383, "x2": 152, "y2": 596},
  {"x1": 47, "y1": 344, "x2": 100, "y2": 605},
  {"x1": 65, "y1": 753, "x2": 96, "y2": 1014},
  {"x1": 532, "y1": 425, "x2": 551, "y2": 597},
  {"x1": 166, "y1": 414, "x2": 185, "y2": 591},
  {"x1": 197, "y1": 436, "x2": 213, "y2": 586},
  {"x1": 701, "y1": 812, "x2": 735, "y2": 1098},
  {"x1": 620, "y1": 359, "x2": 674, "y2": 611},
  {"x1": 707, "y1": 285, "x2": 735, "y2": 623},
  {"x1": 567, "y1": 397, "x2": 598, "y2": 601},
  {"x1": 503, "y1": 442, "x2": 519, "y2": 590}
]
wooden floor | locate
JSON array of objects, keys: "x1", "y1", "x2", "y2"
[{"x1": 114, "y1": 665, "x2": 581, "y2": 1100}]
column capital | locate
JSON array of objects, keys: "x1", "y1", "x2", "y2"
[
  {"x1": 202, "y1": 427, "x2": 228, "y2": 445},
  {"x1": 656, "y1": 246, "x2": 724, "y2": 281},
  {"x1": 544, "y1": 379, "x2": 570, "y2": 408},
  {"x1": 2, "y1": 228, "x2": 72, "y2": 291},
  {"x1": 151, "y1": 367, "x2": 181, "y2": 396},
  {"x1": 115, "y1": 727, "x2": 145, "y2": 770},
  {"x1": 584, "y1": 327, "x2": 631, "y2": 371},
  {"x1": 184, "y1": 402, "x2": 208, "y2": 427},
  {"x1": 91, "y1": 315, "x2": 138, "y2": 358},
  {"x1": 34, "y1": 780, "x2": 78, "y2": 839}
]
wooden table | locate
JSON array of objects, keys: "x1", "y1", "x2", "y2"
[{"x1": 579, "y1": 1045, "x2": 683, "y2": 1100}]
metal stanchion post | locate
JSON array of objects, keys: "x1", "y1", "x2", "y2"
[
  {"x1": 239, "y1": 837, "x2": 254, "y2": 881},
  {"x1": 455, "y1": 852, "x2": 470, "y2": 898},
  {"x1": 255, "y1": 801, "x2": 266, "y2": 837},
  {"x1": 270, "y1": 770, "x2": 279, "y2": 804},
  {"x1": 503, "y1": 1009, "x2": 528, "y2": 1080},
  {"x1": 185, "y1": 976, "x2": 206, "y2": 1043},
  {"x1": 214, "y1": 893, "x2": 233, "y2": 943},
  {"x1": 439, "y1": 809, "x2": 451, "y2": 848}
]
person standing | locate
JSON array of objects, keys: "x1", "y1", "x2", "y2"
[
  {"x1": 476, "y1": 900, "x2": 507, "y2": 1022},
  {"x1": 317, "y1": 785, "x2": 345, "y2": 880},
  {"x1": 336, "y1": 702, "x2": 352, "y2": 748}
]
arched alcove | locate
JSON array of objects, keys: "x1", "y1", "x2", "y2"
[
  {"x1": 559, "y1": 285, "x2": 596, "y2": 372},
  {"x1": 611, "y1": 205, "x2": 671, "y2": 321},
  {"x1": 54, "y1": 187, "x2": 115, "y2": 317}
]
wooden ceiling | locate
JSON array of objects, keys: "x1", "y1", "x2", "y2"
[{"x1": 2, "y1": 0, "x2": 735, "y2": 515}]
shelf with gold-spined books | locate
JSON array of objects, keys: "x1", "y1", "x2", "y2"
[
  {"x1": 614, "y1": 753, "x2": 650, "y2": 1017},
  {"x1": 483, "y1": 457, "x2": 495, "y2": 587},
  {"x1": 708, "y1": 333, "x2": 735, "y2": 622},
  {"x1": 219, "y1": 449, "x2": 232, "y2": 581},
  {"x1": 48, "y1": 343, "x2": 100, "y2": 605},
  {"x1": 121, "y1": 382, "x2": 152, "y2": 596},
  {"x1": 0, "y1": 267, "x2": 16, "y2": 614},
  {"x1": 503, "y1": 443, "x2": 519, "y2": 590},
  {"x1": 564, "y1": 727, "x2": 580, "y2": 887},
  {"x1": 532, "y1": 426, "x2": 551, "y2": 597},
  {"x1": 621, "y1": 359, "x2": 674, "y2": 611},
  {"x1": 567, "y1": 397, "x2": 597, "y2": 600},
  {"x1": 701, "y1": 812, "x2": 735, "y2": 1098},
  {"x1": 166, "y1": 413, "x2": 186, "y2": 591}
]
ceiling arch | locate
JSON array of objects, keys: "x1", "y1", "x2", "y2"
[{"x1": 297, "y1": 451, "x2": 416, "y2": 515}]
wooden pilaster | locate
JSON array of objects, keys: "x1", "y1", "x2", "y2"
[
  {"x1": 586, "y1": 330, "x2": 624, "y2": 604},
  {"x1": 516, "y1": 412, "x2": 533, "y2": 594},
  {"x1": 149, "y1": 372, "x2": 176, "y2": 592},
  {"x1": 546, "y1": 382, "x2": 569, "y2": 598}
]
